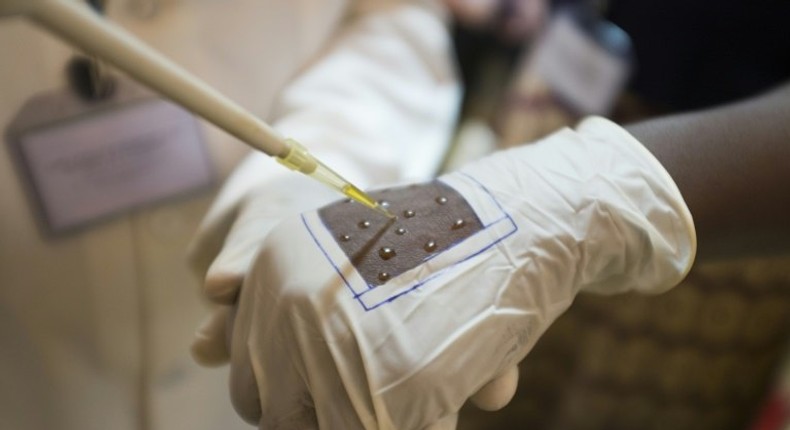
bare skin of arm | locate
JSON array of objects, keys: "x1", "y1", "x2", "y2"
[{"x1": 626, "y1": 82, "x2": 790, "y2": 260}]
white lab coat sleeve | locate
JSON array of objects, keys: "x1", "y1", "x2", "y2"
[
  {"x1": 189, "y1": 0, "x2": 460, "y2": 277},
  {"x1": 269, "y1": 0, "x2": 461, "y2": 187}
]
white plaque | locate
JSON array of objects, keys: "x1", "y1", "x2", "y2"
[
  {"x1": 530, "y1": 15, "x2": 630, "y2": 114},
  {"x1": 10, "y1": 97, "x2": 213, "y2": 234}
]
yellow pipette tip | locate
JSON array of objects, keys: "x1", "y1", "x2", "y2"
[
  {"x1": 276, "y1": 138, "x2": 395, "y2": 219},
  {"x1": 342, "y1": 183, "x2": 395, "y2": 219}
]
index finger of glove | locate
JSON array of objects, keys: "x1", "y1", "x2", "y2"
[
  {"x1": 229, "y1": 303, "x2": 262, "y2": 424},
  {"x1": 203, "y1": 206, "x2": 279, "y2": 304},
  {"x1": 191, "y1": 306, "x2": 232, "y2": 366}
]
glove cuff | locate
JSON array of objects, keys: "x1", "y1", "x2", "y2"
[
  {"x1": 451, "y1": 116, "x2": 697, "y2": 296},
  {"x1": 577, "y1": 116, "x2": 697, "y2": 293}
]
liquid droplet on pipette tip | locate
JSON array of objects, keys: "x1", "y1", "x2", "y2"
[
  {"x1": 343, "y1": 184, "x2": 390, "y2": 218},
  {"x1": 379, "y1": 205, "x2": 396, "y2": 219}
]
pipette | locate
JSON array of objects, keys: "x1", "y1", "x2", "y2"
[{"x1": 0, "y1": 0, "x2": 393, "y2": 218}]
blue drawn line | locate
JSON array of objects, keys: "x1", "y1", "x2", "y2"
[
  {"x1": 301, "y1": 215, "x2": 367, "y2": 308},
  {"x1": 303, "y1": 174, "x2": 519, "y2": 311},
  {"x1": 361, "y1": 217, "x2": 518, "y2": 311},
  {"x1": 459, "y1": 173, "x2": 510, "y2": 224},
  {"x1": 399, "y1": 214, "x2": 512, "y2": 278}
]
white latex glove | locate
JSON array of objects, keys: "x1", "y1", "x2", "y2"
[
  {"x1": 188, "y1": 152, "x2": 343, "y2": 365},
  {"x1": 227, "y1": 117, "x2": 696, "y2": 429},
  {"x1": 190, "y1": 0, "x2": 459, "y2": 367}
]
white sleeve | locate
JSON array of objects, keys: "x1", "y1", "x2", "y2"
[
  {"x1": 270, "y1": 0, "x2": 461, "y2": 187},
  {"x1": 190, "y1": 0, "x2": 460, "y2": 275}
]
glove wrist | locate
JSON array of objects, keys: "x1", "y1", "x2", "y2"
[{"x1": 451, "y1": 116, "x2": 696, "y2": 296}]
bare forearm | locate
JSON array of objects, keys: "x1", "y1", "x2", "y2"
[{"x1": 626, "y1": 82, "x2": 790, "y2": 259}]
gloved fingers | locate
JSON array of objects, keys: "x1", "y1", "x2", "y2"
[
  {"x1": 228, "y1": 298, "x2": 317, "y2": 429},
  {"x1": 229, "y1": 304, "x2": 262, "y2": 425},
  {"x1": 190, "y1": 306, "x2": 232, "y2": 367},
  {"x1": 422, "y1": 413, "x2": 458, "y2": 430},
  {"x1": 186, "y1": 206, "x2": 238, "y2": 284},
  {"x1": 243, "y1": 349, "x2": 320, "y2": 430},
  {"x1": 204, "y1": 177, "x2": 338, "y2": 304},
  {"x1": 187, "y1": 153, "x2": 279, "y2": 281},
  {"x1": 259, "y1": 399, "x2": 318, "y2": 430},
  {"x1": 230, "y1": 358, "x2": 262, "y2": 426},
  {"x1": 204, "y1": 208, "x2": 278, "y2": 304},
  {"x1": 468, "y1": 365, "x2": 519, "y2": 411}
]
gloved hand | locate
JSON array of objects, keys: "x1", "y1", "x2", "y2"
[
  {"x1": 188, "y1": 152, "x2": 343, "y2": 365},
  {"x1": 226, "y1": 117, "x2": 696, "y2": 429},
  {"x1": 188, "y1": 150, "x2": 519, "y2": 419},
  {"x1": 188, "y1": 0, "x2": 462, "y2": 368}
]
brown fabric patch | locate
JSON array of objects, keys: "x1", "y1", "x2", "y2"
[{"x1": 318, "y1": 181, "x2": 483, "y2": 287}]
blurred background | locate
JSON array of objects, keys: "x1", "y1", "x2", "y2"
[{"x1": 448, "y1": 1, "x2": 790, "y2": 429}]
